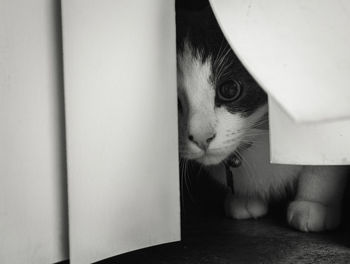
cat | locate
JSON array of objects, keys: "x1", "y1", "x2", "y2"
[{"x1": 176, "y1": 7, "x2": 348, "y2": 232}]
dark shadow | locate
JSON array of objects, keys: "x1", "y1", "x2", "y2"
[
  {"x1": 52, "y1": 0, "x2": 69, "y2": 260},
  {"x1": 176, "y1": 0, "x2": 209, "y2": 11}
]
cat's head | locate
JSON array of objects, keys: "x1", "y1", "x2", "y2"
[{"x1": 176, "y1": 7, "x2": 267, "y2": 165}]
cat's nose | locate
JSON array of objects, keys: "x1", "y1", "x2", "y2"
[{"x1": 188, "y1": 133, "x2": 216, "y2": 150}]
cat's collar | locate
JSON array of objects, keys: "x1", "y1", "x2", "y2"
[
  {"x1": 225, "y1": 153, "x2": 241, "y2": 168},
  {"x1": 224, "y1": 153, "x2": 241, "y2": 194}
]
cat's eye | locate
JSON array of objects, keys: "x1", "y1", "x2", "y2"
[{"x1": 217, "y1": 80, "x2": 242, "y2": 102}]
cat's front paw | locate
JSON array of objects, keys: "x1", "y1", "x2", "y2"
[
  {"x1": 225, "y1": 192, "x2": 268, "y2": 219},
  {"x1": 287, "y1": 200, "x2": 341, "y2": 232}
]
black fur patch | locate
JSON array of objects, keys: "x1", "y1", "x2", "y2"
[{"x1": 176, "y1": 7, "x2": 267, "y2": 116}]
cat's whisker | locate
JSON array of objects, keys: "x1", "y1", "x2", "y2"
[
  {"x1": 242, "y1": 132, "x2": 269, "y2": 138},
  {"x1": 216, "y1": 61, "x2": 233, "y2": 81},
  {"x1": 213, "y1": 39, "x2": 224, "y2": 62},
  {"x1": 181, "y1": 160, "x2": 196, "y2": 205},
  {"x1": 179, "y1": 151, "x2": 202, "y2": 156},
  {"x1": 239, "y1": 140, "x2": 265, "y2": 147},
  {"x1": 208, "y1": 143, "x2": 237, "y2": 152},
  {"x1": 179, "y1": 159, "x2": 185, "y2": 208},
  {"x1": 235, "y1": 127, "x2": 268, "y2": 135},
  {"x1": 196, "y1": 163, "x2": 203, "y2": 181},
  {"x1": 214, "y1": 42, "x2": 229, "y2": 66},
  {"x1": 217, "y1": 62, "x2": 233, "y2": 80},
  {"x1": 215, "y1": 47, "x2": 233, "y2": 80},
  {"x1": 224, "y1": 134, "x2": 238, "y2": 137},
  {"x1": 212, "y1": 38, "x2": 226, "y2": 67},
  {"x1": 235, "y1": 150, "x2": 256, "y2": 184},
  {"x1": 221, "y1": 137, "x2": 239, "y2": 144},
  {"x1": 216, "y1": 57, "x2": 232, "y2": 73},
  {"x1": 242, "y1": 118, "x2": 268, "y2": 129},
  {"x1": 211, "y1": 134, "x2": 268, "y2": 151},
  {"x1": 242, "y1": 131, "x2": 268, "y2": 137},
  {"x1": 180, "y1": 152, "x2": 203, "y2": 160},
  {"x1": 183, "y1": 159, "x2": 190, "y2": 192},
  {"x1": 186, "y1": 160, "x2": 193, "y2": 190},
  {"x1": 245, "y1": 121, "x2": 269, "y2": 130}
]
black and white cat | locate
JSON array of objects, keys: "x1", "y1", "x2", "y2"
[{"x1": 176, "y1": 7, "x2": 348, "y2": 232}]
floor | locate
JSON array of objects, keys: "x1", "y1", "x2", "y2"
[
  {"x1": 99, "y1": 216, "x2": 350, "y2": 264},
  {"x1": 95, "y1": 166, "x2": 350, "y2": 264},
  {"x1": 58, "y1": 165, "x2": 350, "y2": 264}
]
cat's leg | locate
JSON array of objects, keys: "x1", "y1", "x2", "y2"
[
  {"x1": 287, "y1": 166, "x2": 347, "y2": 232},
  {"x1": 225, "y1": 191, "x2": 268, "y2": 219}
]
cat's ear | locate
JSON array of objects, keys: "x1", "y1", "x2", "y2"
[
  {"x1": 199, "y1": 5, "x2": 215, "y2": 16},
  {"x1": 175, "y1": 5, "x2": 212, "y2": 49},
  {"x1": 175, "y1": 9, "x2": 189, "y2": 52},
  {"x1": 176, "y1": 0, "x2": 210, "y2": 12}
]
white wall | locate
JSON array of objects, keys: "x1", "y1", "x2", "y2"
[
  {"x1": 62, "y1": 0, "x2": 180, "y2": 263},
  {"x1": 0, "y1": 0, "x2": 68, "y2": 263}
]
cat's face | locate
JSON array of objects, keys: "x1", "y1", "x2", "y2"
[{"x1": 177, "y1": 8, "x2": 267, "y2": 165}]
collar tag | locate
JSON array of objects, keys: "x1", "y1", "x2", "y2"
[{"x1": 224, "y1": 154, "x2": 241, "y2": 194}]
